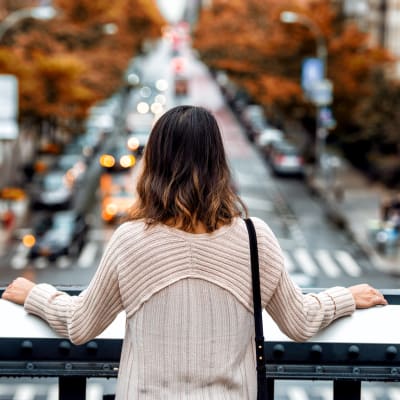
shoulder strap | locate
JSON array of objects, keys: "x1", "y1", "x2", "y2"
[{"x1": 243, "y1": 218, "x2": 266, "y2": 378}]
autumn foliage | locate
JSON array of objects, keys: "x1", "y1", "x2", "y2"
[
  {"x1": 0, "y1": 0, "x2": 165, "y2": 136},
  {"x1": 193, "y1": 0, "x2": 393, "y2": 151}
]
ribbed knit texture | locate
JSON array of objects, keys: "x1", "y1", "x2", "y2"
[{"x1": 24, "y1": 217, "x2": 355, "y2": 399}]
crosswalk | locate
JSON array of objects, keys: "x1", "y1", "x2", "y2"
[
  {"x1": 9, "y1": 232, "x2": 365, "y2": 280},
  {"x1": 273, "y1": 382, "x2": 400, "y2": 400},
  {"x1": 0, "y1": 381, "x2": 400, "y2": 399},
  {"x1": 283, "y1": 247, "x2": 363, "y2": 278},
  {"x1": 0, "y1": 382, "x2": 107, "y2": 400}
]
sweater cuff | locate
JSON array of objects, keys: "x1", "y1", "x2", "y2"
[
  {"x1": 24, "y1": 283, "x2": 59, "y2": 320},
  {"x1": 324, "y1": 286, "x2": 355, "y2": 318}
]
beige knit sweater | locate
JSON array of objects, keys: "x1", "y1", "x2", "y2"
[{"x1": 24, "y1": 217, "x2": 355, "y2": 399}]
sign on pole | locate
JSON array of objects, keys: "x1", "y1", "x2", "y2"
[
  {"x1": 319, "y1": 106, "x2": 337, "y2": 129},
  {"x1": 301, "y1": 57, "x2": 324, "y2": 95},
  {"x1": 310, "y1": 79, "x2": 333, "y2": 106},
  {"x1": 0, "y1": 74, "x2": 18, "y2": 140}
]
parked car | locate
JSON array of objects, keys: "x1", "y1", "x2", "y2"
[
  {"x1": 240, "y1": 104, "x2": 268, "y2": 142},
  {"x1": 30, "y1": 170, "x2": 74, "y2": 210},
  {"x1": 27, "y1": 210, "x2": 89, "y2": 261},
  {"x1": 268, "y1": 140, "x2": 305, "y2": 177},
  {"x1": 255, "y1": 128, "x2": 285, "y2": 157}
]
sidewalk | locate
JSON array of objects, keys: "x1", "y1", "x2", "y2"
[{"x1": 307, "y1": 159, "x2": 400, "y2": 275}]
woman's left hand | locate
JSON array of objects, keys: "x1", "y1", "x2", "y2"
[{"x1": 2, "y1": 277, "x2": 35, "y2": 305}]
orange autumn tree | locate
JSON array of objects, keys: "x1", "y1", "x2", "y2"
[
  {"x1": 193, "y1": 0, "x2": 391, "y2": 147},
  {"x1": 0, "y1": 0, "x2": 165, "y2": 139},
  {"x1": 194, "y1": 0, "x2": 307, "y2": 124}
]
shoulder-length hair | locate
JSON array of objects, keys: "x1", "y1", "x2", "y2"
[{"x1": 127, "y1": 105, "x2": 247, "y2": 232}]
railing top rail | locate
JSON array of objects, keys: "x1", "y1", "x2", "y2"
[
  {"x1": 3, "y1": 287, "x2": 400, "y2": 301},
  {"x1": 0, "y1": 288, "x2": 400, "y2": 382}
]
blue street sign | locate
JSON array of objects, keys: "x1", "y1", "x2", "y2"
[
  {"x1": 319, "y1": 106, "x2": 336, "y2": 129},
  {"x1": 301, "y1": 58, "x2": 324, "y2": 93}
]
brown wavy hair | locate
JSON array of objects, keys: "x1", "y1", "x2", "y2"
[{"x1": 127, "y1": 105, "x2": 247, "y2": 232}]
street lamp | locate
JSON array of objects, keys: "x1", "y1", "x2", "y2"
[
  {"x1": 280, "y1": 11, "x2": 327, "y2": 77},
  {"x1": 280, "y1": 11, "x2": 331, "y2": 178},
  {"x1": 0, "y1": 5, "x2": 58, "y2": 42}
]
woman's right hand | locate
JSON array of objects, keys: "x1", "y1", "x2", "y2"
[
  {"x1": 1, "y1": 277, "x2": 35, "y2": 305},
  {"x1": 348, "y1": 284, "x2": 387, "y2": 309}
]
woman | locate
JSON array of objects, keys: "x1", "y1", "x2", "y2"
[{"x1": 2, "y1": 105, "x2": 387, "y2": 399}]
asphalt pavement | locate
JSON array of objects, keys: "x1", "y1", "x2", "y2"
[{"x1": 307, "y1": 159, "x2": 400, "y2": 275}]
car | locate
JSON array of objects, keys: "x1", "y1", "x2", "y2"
[
  {"x1": 240, "y1": 105, "x2": 268, "y2": 141},
  {"x1": 268, "y1": 140, "x2": 305, "y2": 177},
  {"x1": 255, "y1": 128, "x2": 285, "y2": 155},
  {"x1": 101, "y1": 189, "x2": 134, "y2": 224},
  {"x1": 174, "y1": 75, "x2": 189, "y2": 97},
  {"x1": 127, "y1": 128, "x2": 151, "y2": 156},
  {"x1": 56, "y1": 154, "x2": 87, "y2": 185},
  {"x1": 100, "y1": 173, "x2": 135, "y2": 224},
  {"x1": 31, "y1": 213, "x2": 53, "y2": 236},
  {"x1": 30, "y1": 170, "x2": 74, "y2": 210},
  {"x1": 99, "y1": 141, "x2": 137, "y2": 172},
  {"x1": 27, "y1": 210, "x2": 89, "y2": 261}
]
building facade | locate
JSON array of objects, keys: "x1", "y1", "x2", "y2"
[{"x1": 342, "y1": 0, "x2": 400, "y2": 76}]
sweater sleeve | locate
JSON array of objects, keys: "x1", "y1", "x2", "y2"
[
  {"x1": 24, "y1": 226, "x2": 125, "y2": 345},
  {"x1": 265, "y1": 267, "x2": 355, "y2": 342},
  {"x1": 252, "y1": 217, "x2": 355, "y2": 342}
]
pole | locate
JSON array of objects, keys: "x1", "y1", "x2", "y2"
[
  {"x1": 296, "y1": 16, "x2": 328, "y2": 173},
  {"x1": 315, "y1": 32, "x2": 328, "y2": 176},
  {"x1": 280, "y1": 12, "x2": 329, "y2": 179}
]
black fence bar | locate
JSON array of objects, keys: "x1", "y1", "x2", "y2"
[
  {"x1": 333, "y1": 380, "x2": 361, "y2": 400},
  {"x1": 59, "y1": 376, "x2": 86, "y2": 400},
  {"x1": 0, "y1": 288, "x2": 399, "y2": 399},
  {"x1": 266, "y1": 377, "x2": 275, "y2": 398}
]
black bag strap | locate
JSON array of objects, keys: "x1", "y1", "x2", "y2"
[{"x1": 244, "y1": 218, "x2": 267, "y2": 399}]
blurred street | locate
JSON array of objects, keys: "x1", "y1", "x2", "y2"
[
  {"x1": 0, "y1": 6, "x2": 400, "y2": 398},
  {"x1": 2, "y1": 29, "x2": 400, "y2": 290}
]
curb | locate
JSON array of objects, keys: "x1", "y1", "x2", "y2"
[
  {"x1": 304, "y1": 163, "x2": 400, "y2": 274},
  {"x1": 304, "y1": 173, "x2": 400, "y2": 273},
  {"x1": 305, "y1": 173, "x2": 347, "y2": 229},
  {"x1": 323, "y1": 201, "x2": 348, "y2": 230}
]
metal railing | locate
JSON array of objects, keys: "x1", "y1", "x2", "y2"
[{"x1": 0, "y1": 287, "x2": 399, "y2": 399}]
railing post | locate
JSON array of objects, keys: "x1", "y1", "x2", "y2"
[
  {"x1": 266, "y1": 377, "x2": 275, "y2": 399},
  {"x1": 59, "y1": 376, "x2": 87, "y2": 400},
  {"x1": 333, "y1": 380, "x2": 361, "y2": 400}
]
